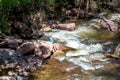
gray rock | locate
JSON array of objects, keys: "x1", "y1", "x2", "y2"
[{"x1": 17, "y1": 42, "x2": 35, "y2": 55}]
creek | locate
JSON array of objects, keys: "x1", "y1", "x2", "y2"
[{"x1": 31, "y1": 12, "x2": 120, "y2": 80}]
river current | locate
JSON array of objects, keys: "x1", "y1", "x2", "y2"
[{"x1": 32, "y1": 12, "x2": 120, "y2": 80}]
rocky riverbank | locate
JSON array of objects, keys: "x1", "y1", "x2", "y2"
[{"x1": 0, "y1": 12, "x2": 120, "y2": 80}]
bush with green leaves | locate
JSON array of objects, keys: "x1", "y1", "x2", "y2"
[
  {"x1": 0, "y1": 0, "x2": 119, "y2": 33},
  {"x1": 0, "y1": 0, "x2": 31, "y2": 33},
  {"x1": 0, "y1": 0, "x2": 52, "y2": 32}
]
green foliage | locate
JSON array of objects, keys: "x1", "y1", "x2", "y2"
[
  {"x1": 0, "y1": 0, "x2": 119, "y2": 34},
  {"x1": 19, "y1": 0, "x2": 30, "y2": 6},
  {"x1": 0, "y1": 0, "x2": 31, "y2": 33},
  {"x1": 0, "y1": 0, "x2": 57, "y2": 33}
]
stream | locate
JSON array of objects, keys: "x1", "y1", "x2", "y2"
[{"x1": 31, "y1": 12, "x2": 120, "y2": 80}]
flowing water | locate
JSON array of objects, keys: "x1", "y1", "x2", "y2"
[{"x1": 32, "y1": 13, "x2": 120, "y2": 80}]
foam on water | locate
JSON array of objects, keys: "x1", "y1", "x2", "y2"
[
  {"x1": 44, "y1": 24, "x2": 105, "y2": 70},
  {"x1": 65, "y1": 43, "x2": 105, "y2": 70},
  {"x1": 43, "y1": 13, "x2": 120, "y2": 70}
]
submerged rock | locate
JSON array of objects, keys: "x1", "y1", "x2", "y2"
[
  {"x1": 53, "y1": 43, "x2": 76, "y2": 52},
  {"x1": 113, "y1": 44, "x2": 120, "y2": 57}
]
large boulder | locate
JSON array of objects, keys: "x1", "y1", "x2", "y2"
[
  {"x1": 34, "y1": 41, "x2": 76, "y2": 58},
  {"x1": 17, "y1": 41, "x2": 53, "y2": 58},
  {"x1": 17, "y1": 42, "x2": 35, "y2": 55},
  {"x1": 17, "y1": 40, "x2": 76, "y2": 58},
  {"x1": 57, "y1": 23, "x2": 76, "y2": 31},
  {"x1": 100, "y1": 18, "x2": 118, "y2": 32},
  {"x1": 34, "y1": 41, "x2": 53, "y2": 58}
]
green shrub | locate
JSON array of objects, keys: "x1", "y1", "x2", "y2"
[{"x1": 0, "y1": 0, "x2": 31, "y2": 33}]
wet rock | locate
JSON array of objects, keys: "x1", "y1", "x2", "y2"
[
  {"x1": 31, "y1": 58, "x2": 81, "y2": 80},
  {"x1": 17, "y1": 40, "x2": 53, "y2": 58},
  {"x1": 35, "y1": 41, "x2": 53, "y2": 58},
  {"x1": 53, "y1": 43, "x2": 76, "y2": 52},
  {"x1": 100, "y1": 18, "x2": 118, "y2": 32},
  {"x1": 17, "y1": 42, "x2": 35, "y2": 55},
  {"x1": 34, "y1": 41, "x2": 76, "y2": 58},
  {"x1": 103, "y1": 41, "x2": 113, "y2": 46},
  {"x1": 113, "y1": 44, "x2": 120, "y2": 57},
  {"x1": 103, "y1": 42, "x2": 120, "y2": 58},
  {"x1": 37, "y1": 41, "x2": 53, "y2": 51},
  {"x1": 57, "y1": 23, "x2": 76, "y2": 31},
  {"x1": 103, "y1": 42, "x2": 118, "y2": 54},
  {"x1": 36, "y1": 46, "x2": 51, "y2": 58},
  {"x1": 52, "y1": 50, "x2": 66, "y2": 57},
  {"x1": 112, "y1": 17, "x2": 120, "y2": 24}
]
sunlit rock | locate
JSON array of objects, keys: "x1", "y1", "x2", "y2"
[
  {"x1": 34, "y1": 41, "x2": 52, "y2": 58},
  {"x1": 100, "y1": 18, "x2": 118, "y2": 32},
  {"x1": 57, "y1": 23, "x2": 76, "y2": 31}
]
